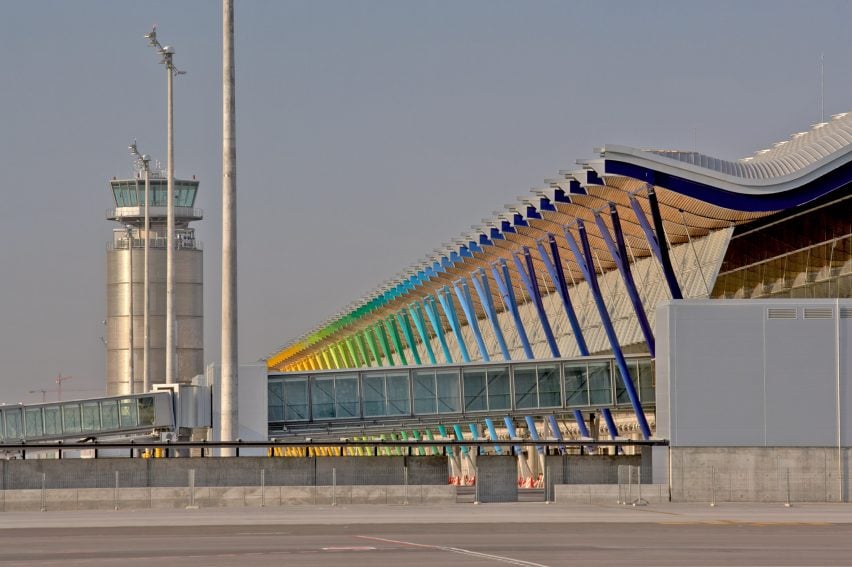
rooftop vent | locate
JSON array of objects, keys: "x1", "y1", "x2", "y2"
[{"x1": 767, "y1": 307, "x2": 797, "y2": 320}]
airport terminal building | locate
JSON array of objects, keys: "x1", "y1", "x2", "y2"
[{"x1": 265, "y1": 112, "x2": 850, "y2": 494}]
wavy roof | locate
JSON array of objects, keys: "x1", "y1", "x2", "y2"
[{"x1": 268, "y1": 112, "x2": 852, "y2": 370}]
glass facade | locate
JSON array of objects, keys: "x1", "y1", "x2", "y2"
[
  {"x1": 268, "y1": 357, "x2": 654, "y2": 423},
  {"x1": 111, "y1": 179, "x2": 199, "y2": 208},
  {"x1": 0, "y1": 395, "x2": 165, "y2": 441}
]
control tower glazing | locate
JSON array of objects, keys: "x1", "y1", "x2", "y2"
[{"x1": 106, "y1": 172, "x2": 203, "y2": 395}]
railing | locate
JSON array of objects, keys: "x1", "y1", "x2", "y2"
[
  {"x1": 107, "y1": 236, "x2": 203, "y2": 251},
  {"x1": 105, "y1": 206, "x2": 204, "y2": 220}
]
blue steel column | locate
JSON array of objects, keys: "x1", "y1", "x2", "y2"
[
  {"x1": 470, "y1": 269, "x2": 511, "y2": 361},
  {"x1": 512, "y1": 248, "x2": 560, "y2": 357},
  {"x1": 503, "y1": 416, "x2": 521, "y2": 457},
  {"x1": 396, "y1": 311, "x2": 422, "y2": 365},
  {"x1": 537, "y1": 236, "x2": 589, "y2": 356},
  {"x1": 453, "y1": 280, "x2": 490, "y2": 362},
  {"x1": 564, "y1": 221, "x2": 652, "y2": 440},
  {"x1": 594, "y1": 208, "x2": 655, "y2": 356},
  {"x1": 629, "y1": 193, "x2": 683, "y2": 300},
  {"x1": 484, "y1": 417, "x2": 502, "y2": 454},
  {"x1": 384, "y1": 318, "x2": 408, "y2": 366},
  {"x1": 601, "y1": 407, "x2": 619, "y2": 439},
  {"x1": 524, "y1": 415, "x2": 544, "y2": 456},
  {"x1": 408, "y1": 303, "x2": 437, "y2": 365},
  {"x1": 573, "y1": 409, "x2": 591, "y2": 437},
  {"x1": 546, "y1": 415, "x2": 566, "y2": 454},
  {"x1": 491, "y1": 260, "x2": 533, "y2": 360},
  {"x1": 423, "y1": 296, "x2": 453, "y2": 364},
  {"x1": 437, "y1": 286, "x2": 471, "y2": 363}
]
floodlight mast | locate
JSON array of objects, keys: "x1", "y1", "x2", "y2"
[
  {"x1": 145, "y1": 26, "x2": 185, "y2": 385},
  {"x1": 129, "y1": 142, "x2": 152, "y2": 393}
]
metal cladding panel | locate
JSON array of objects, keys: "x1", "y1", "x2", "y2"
[
  {"x1": 106, "y1": 247, "x2": 203, "y2": 392},
  {"x1": 659, "y1": 299, "x2": 852, "y2": 447}
]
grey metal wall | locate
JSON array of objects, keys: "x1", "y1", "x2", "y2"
[
  {"x1": 106, "y1": 246, "x2": 203, "y2": 395},
  {"x1": 656, "y1": 299, "x2": 851, "y2": 447}
]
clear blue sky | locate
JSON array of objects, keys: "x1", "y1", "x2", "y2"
[{"x1": 0, "y1": 0, "x2": 849, "y2": 403}]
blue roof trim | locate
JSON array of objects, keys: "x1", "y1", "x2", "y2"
[{"x1": 604, "y1": 159, "x2": 852, "y2": 212}]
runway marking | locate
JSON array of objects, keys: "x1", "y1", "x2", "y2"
[
  {"x1": 322, "y1": 546, "x2": 376, "y2": 552},
  {"x1": 357, "y1": 535, "x2": 551, "y2": 566}
]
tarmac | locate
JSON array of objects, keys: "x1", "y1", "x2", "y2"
[{"x1": 1, "y1": 503, "x2": 851, "y2": 566}]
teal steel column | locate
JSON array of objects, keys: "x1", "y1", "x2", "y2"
[
  {"x1": 453, "y1": 280, "x2": 490, "y2": 362},
  {"x1": 385, "y1": 317, "x2": 408, "y2": 366},
  {"x1": 424, "y1": 296, "x2": 453, "y2": 364},
  {"x1": 396, "y1": 311, "x2": 422, "y2": 365},
  {"x1": 408, "y1": 303, "x2": 437, "y2": 365},
  {"x1": 470, "y1": 269, "x2": 511, "y2": 361},
  {"x1": 375, "y1": 324, "x2": 395, "y2": 366},
  {"x1": 437, "y1": 287, "x2": 471, "y2": 363},
  {"x1": 365, "y1": 328, "x2": 383, "y2": 367},
  {"x1": 484, "y1": 417, "x2": 502, "y2": 454}
]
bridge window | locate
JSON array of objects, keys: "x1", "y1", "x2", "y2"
[
  {"x1": 283, "y1": 378, "x2": 308, "y2": 420},
  {"x1": 588, "y1": 362, "x2": 613, "y2": 405},
  {"x1": 119, "y1": 399, "x2": 137, "y2": 427},
  {"x1": 615, "y1": 359, "x2": 655, "y2": 404},
  {"x1": 487, "y1": 367, "x2": 510, "y2": 410},
  {"x1": 538, "y1": 364, "x2": 561, "y2": 407},
  {"x1": 101, "y1": 401, "x2": 119, "y2": 430},
  {"x1": 43, "y1": 406, "x2": 62, "y2": 435},
  {"x1": 386, "y1": 373, "x2": 410, "y2": 415},
  {"x1": 0, "y1": 415, "x2": 4, "y2": 441},
  {"x1": 462, "y1": 369, "x2": 486, "y2": 412},
  {"x1": 363, "y1": 374, "x2": 387, "y2": 417},
  {"x1": 335, "y1": 376, "x2": 359, "y2": 418},
  {"x1": 138, "y1": 397, "x2": 156, "y2": 426},
  {"x1": 564, "y1": 363, "x2": 590, "y2": 406},
  {"x1": 436, "y1": 371, "x2": 460, "y2": 413},
  {"x1": 414, "y1": 370, "x2": 438, "y2": 414},
  {"x1": 268, "y1": 381, "x2": 284, "y2": 421},
  {"x1": 25, "y1": 408, "x2": 43, "y2": 438},
  {"x1": 312, "y1": 378, "x2": 335, "y2": 419},
  {"x1": 5, "y1": 409, "x2": 22, "y2": 439},
  {"x1": 63, "y1": 404, "x2": 82, "y2": 434},
  {"x1": 82, "y1": 402, "x2": 100, "y2": 432},
  {"x1": 514, "y1": 365, "x2": 538, "y2": 409}
]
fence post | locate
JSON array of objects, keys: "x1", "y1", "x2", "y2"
[
  {"x1": 113, "y1": 471, "x2": 119, "y2": 511},
  {"x1": 332, "y1": 467, "x2": 336, "y2": 507},
  {"x1": 403, "y1": 465, "x2": 409, "y2": 505},
  {"x1": 710, "y1": 466, "x2": 716, "y2": 507},
  {"x1": 260, "y1": 468, "x2": 266, "y2": 508},
  {"x1": 785, "y1": 468, "x2": 792, "y2": 508},
  {"x1": 545, "y1": 465, "x2": 551, "y2": 504},
  {"x1": 40, "y1": 472, "x2": 46, "y2": 512},
  {"x1": 188, "y1": 469, "x2": 197, "y2": 509}
]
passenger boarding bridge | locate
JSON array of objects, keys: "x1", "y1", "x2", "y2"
[
  {"x1": 267, "y1": 354, "x2": 655, "y2": 438},
  {"x1": 0, "y1": 385, "x2": 210, "y2": 446}
]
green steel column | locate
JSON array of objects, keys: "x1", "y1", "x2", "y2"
[
  {"x1": 412, "y1": 430, "x2": 426, "y2": 456},
  {"x1": 345, "y1": 338, "x2": 360, "y2": 368},
  {"x1": 385, "y1": 317, "x2": 408, "y2": 366},
  {"x1": 335, "y1": 343, "x2": 349, "y2": 368},
  {"x1": 376, "y1": 323, "x2": 396, "y2": 366},
  {"x1": 396, "y1": 311, "x2": 422, "y2": 365},
  {"x1": 365, "y1": 328, "x2": 383, "y2": 368},
  {"x1": 331, "y1": 347, "x2": 344, "y2": 369},
  {"x1": 355, "y1": 332, "x2": 371, "y2": 367},
  {"x1": 321, "y1": 350, "x2": 333, "y2": 369}
]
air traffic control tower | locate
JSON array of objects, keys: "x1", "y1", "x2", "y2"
[{"x1": 105, "y1": 169, "x2": 203, "y2": 396}]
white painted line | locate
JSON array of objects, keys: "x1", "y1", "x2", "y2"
[
  {"x1": 322, "y1": 546, "x2": 377, "y2": 552},
  {"x1": 357, "y1": 535, "x2": 551, "y2": 567}
]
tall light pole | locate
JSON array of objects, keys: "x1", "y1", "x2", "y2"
[
  {"x1": 145, "y1": 26, "x2": 185, "y2": 384},
  {"x1": 221, "y1": 0, "x2": 239, "y2": 450},
  {"x1": 130, "y1": 142, "x2": 151, "y2": 393},
  {"x1": 125, "y1": 224, "x2": 135, "y2": 394}
]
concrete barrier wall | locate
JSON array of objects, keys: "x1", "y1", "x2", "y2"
[
  {"x1": 554, "y1": 484, "x2": 668, "y2": 505},
  {"x1": 0, "y1": 485, "x2": 457, "y2": 512},
  {"x1": 0, "y1": 456, "x2": 448, "y2": 490},
  {"x1": 670, "y1": 447, "x2": 852, "y2": 503}
]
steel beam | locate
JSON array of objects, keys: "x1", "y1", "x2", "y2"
[
  {"x1": 470, "y1": 269, "x2": 511, "y2": 361},
  {"x1": 491, "y1": 259, "x2": 534, "y2": 359},
  {"x1": 513, "y1": 248, "x2": 560, "y2": 357},
  {"x1": 408, "y1": 303, "x2": 437, "y2": 365},
  {"x1": 424, "y1": 296, "x2": 453, "y2": 364},
  {"x1": 538, "y1": 235, "x2": 589, "y2": 356},
  {"x1": 437, "y1": 287, "x2": 470, "y2": 363},
  {"x1": 453, "y1": 280, "x2": 490, "y2": 361}
]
